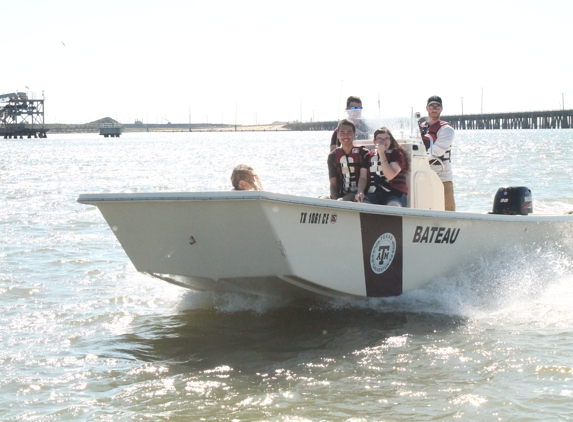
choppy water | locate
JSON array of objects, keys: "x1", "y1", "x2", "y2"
[{"x1": 2, "y1": 129, "x2": 573, "y2": 421}]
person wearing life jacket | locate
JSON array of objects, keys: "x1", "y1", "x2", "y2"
[
  {"x1": 323, "y1": 119, "x2": 369, "y2": 201},
  {"x1": 419, "y1": 95, "x2": 456, "y2": 211},
  {"x1": 329, "y1": 96, "x2": 370, "y2": 151},
  {"x1": 361, "y1": 127, "x2": 409, "y2": 207}
]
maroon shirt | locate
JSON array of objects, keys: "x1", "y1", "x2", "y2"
[{"x1": 366, "y1": 149, "x2": 408, "y2": 195}]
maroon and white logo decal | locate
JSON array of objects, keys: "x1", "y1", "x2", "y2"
[
  {"x1": 370, "y1": 233, "x2": 396, "y2": 274},
  {"x1": 360, "y1": 213, "x2": 403, "y2": 297}
]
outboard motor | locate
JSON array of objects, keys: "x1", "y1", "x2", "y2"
[{"x1": 492, "y1": 186, "x2": 532, "y2": 215}]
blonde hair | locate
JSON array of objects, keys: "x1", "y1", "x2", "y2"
[{"x1": 230, "y1": 164, "x2": 263, "y2": 190}]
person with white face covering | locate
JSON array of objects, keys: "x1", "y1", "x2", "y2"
[{"x1": 330, "y1": 95, "x2": 370, "y2": 151}]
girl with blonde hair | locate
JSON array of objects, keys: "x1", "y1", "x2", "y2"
[{"x1": 230, "y1": 164, "x2": 263, "y2": 191}]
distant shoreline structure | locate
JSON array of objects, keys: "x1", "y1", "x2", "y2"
[
  {"x1": 42, "y1": 122, "x2": 293, "y2": 134},
  {"x1": 40, "y1": 118, "x2": 344, "y2": 134},
  {"x1": 9, "y1": 110, "x2": 573, "y2": 137}
]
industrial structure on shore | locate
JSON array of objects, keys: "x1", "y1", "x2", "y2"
[{"x1": 0, "y1": 92, "x2": 48, "y2": 138}]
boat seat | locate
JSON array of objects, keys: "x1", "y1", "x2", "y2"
[{"x1": 399, "y1": 139, "x2": 445, "y2": 211}]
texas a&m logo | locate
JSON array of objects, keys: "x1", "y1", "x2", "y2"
[{"x1": 370, "y1": 233, "x2": 396, "y2": 274}]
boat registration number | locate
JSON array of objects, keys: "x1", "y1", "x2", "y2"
[{"x1": 300, "y1": 212, "x2": 337, "y2": 225}]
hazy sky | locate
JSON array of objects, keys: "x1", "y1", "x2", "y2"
[{"x1": 2, "y1": 0, "x2": 573, "y2": 124}]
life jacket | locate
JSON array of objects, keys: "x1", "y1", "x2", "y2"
[
  {"x1": 334, "y1": 146, "x2": 367, "y2": 194},
  {"x1": 420, "y1": 120, "x2": 452, "y2": 162},
  {"x1": 366, "y1": 150, "x2": 408, "y2": 195}
]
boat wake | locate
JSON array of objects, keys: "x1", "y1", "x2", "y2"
[
  {"x1": 176, "y1": 244, "x2": 573, "y2": 328},
  {"x1": 354, "y1": 244, "x2": 573, "y2": 327}
]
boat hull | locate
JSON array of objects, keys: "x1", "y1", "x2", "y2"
[{"x1": 78, "y1": 192, "x2": 573, "y2": 298}]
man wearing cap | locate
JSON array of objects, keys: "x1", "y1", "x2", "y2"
[
  {"x1": 419, "y1": 95, "x2": 456, "y2": 211},
  {"x1": 330, "y1": 95, "x2": 370, "y2": 151}
]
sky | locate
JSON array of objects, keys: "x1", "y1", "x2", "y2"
[{"x1": 2, "y1": 0, "x2": 573, "y2": 125}]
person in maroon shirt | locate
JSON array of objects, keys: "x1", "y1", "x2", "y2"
[
  {"x1": 362, "y1": 127, "x2": 409, "y2": 207},
  {"x1": 323, "y1": 119, "x2": 370, "y2": 201}
]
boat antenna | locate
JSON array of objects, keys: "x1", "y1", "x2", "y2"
[{"x1": 337, "y1": 79, "x2": 343, "y2": 120}]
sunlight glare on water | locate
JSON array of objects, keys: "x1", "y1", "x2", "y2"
[{"x1": 2, "y1": 129, "x2": 573, "y2": 420}]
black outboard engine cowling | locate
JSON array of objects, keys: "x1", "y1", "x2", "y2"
[{"x1": 492, "y1": 186, "x2": 532, "y2": 215}]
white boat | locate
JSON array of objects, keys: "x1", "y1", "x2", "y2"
[{"x1": 77, "y1": 138, "x2": 573, "y2": 299}]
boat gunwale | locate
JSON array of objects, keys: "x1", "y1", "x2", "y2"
[{"x1": 77, "y1": 191, "x2": 573, "y2": 223}]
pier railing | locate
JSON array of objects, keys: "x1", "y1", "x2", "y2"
[{"x1": 442, "y1": 109, "x2": 573, "y2": 130}]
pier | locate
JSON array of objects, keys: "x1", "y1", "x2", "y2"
[
  {"x1": 0, "y1": 92, "x2": 48, "y2": 138},
  {"x1": 282, "y1": 110, "x2": 573, "y2": 132},
  {"x1": 99, "y1": 123, "x2": 123, "y2": 137},
  {"x1": 442, "y1": 109, "x2": 573, "y2": 130},
  {"x1": 282, "y1": 121, "x2": 338, "y2": 131}
]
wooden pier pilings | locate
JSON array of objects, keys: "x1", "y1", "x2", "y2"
[
  {"x1": 283, "y1": 110, "x2": 573, "y2": 133},
  {"x1": 0, "y1": 125, "x2": 48, "y2": 138},
  {"x1": 442, "y1": 109, "x2": 573, "y2": 130}
]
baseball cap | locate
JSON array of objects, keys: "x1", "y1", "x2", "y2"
[{"x1": 427, "y1": 95, "x2": 442, "y2": 106}]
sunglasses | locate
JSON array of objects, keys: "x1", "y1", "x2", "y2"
[{"x1": 348, "y1": 106, "x2": 363, "y2": 110}]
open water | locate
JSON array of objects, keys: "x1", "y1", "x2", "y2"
[{"x1": 2, "y1": 129, "x2": 573, "y2": 421}]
